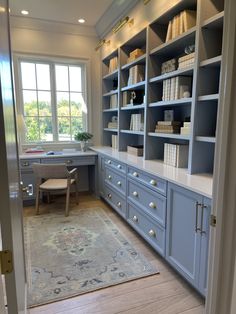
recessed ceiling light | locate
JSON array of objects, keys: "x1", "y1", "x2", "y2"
[
  {"x1": 21, "y1": 10, "x2": 29, "y2": 15},
  {"x1": 78, "y1": 18, "x2": 85, "y2": 24}
]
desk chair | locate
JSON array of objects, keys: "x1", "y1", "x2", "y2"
[{"x1": 32, "y1": 163, "x2": 79, "y2": 216}]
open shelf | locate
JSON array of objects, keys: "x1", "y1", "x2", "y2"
[
  {"x1": 121, "y1": 54, "x2": 146, "y2": 71},
  {"x1": 103, "y1": 89, "x2": 118, "y2": 97},
  {"x1": 148, "y1": 132, "x2": 190, "y2": 140},
  {"x1": 120, "y1": 130, "x2": 144, "y2": 135},
  {"x1": 121, "y1": 81, "x2": 145, "y2": 91},
  {"x1": 202, "y1": 11, "x2": 224, "y2": 29},
  {"x1": 121, "y1": 104, "x2": 145, "y2": 111},
  {"x1": 200, "y1": 55, "x2": 222, "y2": 67},
  {"x1": 103, "y1": 69, "x2": 119, "y2": 80},
  {"x1": 149, "y1": 98, "x2": 192, "y2": 107},
  {"x1": 198, "y1": 94, "x2": 219, "y2": 101},
  {"x1": 150, "y1": 66, "x2": 194, "y2": 83},
  {"x1": 103, "y1": 108, "x2": 118, "y2": 113},
  {"x1": 103, "y1": 128, "x2": 118, "y2": 132},
  {"x1": 196, "y1": 136, "x2": 216, "y2": 143}
]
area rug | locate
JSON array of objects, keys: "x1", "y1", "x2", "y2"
[{"x1": 24, "y1": 207, "x2": 159, "y2": 307}]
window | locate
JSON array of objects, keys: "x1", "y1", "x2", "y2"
[{"x1": 17, "y1": 57, "x2": 87, "y2": 143}]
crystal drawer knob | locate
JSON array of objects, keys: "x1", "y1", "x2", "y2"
[
  {"x1": 132, "y1": 215, "x2": 138, "y2": 222},
  {"x1": 132, "y1": 191, "x2": 138, "y2": 197},
  {"x1": 22, "y1": 161, "x2": 29, "y2": 167},
  {"x1": 117, "y1": 202, "x2": 121, "y2": 208},
  {"x1": 117, "y1": 181, "x2": 121, "y2": 186},
  {"x1": 108, "y1": 160, "x2": 111, "y2": 164},
  {"x1": 108, "y1": 193, "x2": 112, "y2": 199},
  {"x1": 117, "y1": 164, "x2": 121, "y2": 169},
  {"x1": 150, "y1": 179, "x2": 157, "y2": 186},
  {"x1": 149, "y1": 229, "x2": 156, "y2": 237},
  {"x1": 133, "y1": 172, "x2": 138, "y2": 177},
  {"x1": 108, "y1": 175, "x2": 112, "y2": 180},
  {"x1": 66, "y1": 160, "x2": 73, "y2": 164},
  {"x1": 149, "y1": 202, "x2": 156, "y2": 209}
]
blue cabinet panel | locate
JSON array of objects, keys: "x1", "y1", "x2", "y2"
[
  {"x1": 105, "y1": 166, "x2": 126, "y2": 196},
  {"x1": 104, "y1": 184, "x2": 126, "y2": 218}
]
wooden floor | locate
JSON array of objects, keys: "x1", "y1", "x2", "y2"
[{"x1": 25, "y1": 193, "x2": 205, "y2": 314}]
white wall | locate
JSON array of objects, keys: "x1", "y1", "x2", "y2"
[{"x1": 10, "y1": 17, "x2": 102, "y2": 148}]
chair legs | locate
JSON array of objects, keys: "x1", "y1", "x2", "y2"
[
  {"x1": 65, "y1": 185, "x2": 70, "y2": 217},
  {"x1": 75, "y1": 180, "x2": 79, "y2": 205},
  {"x1": 35, "y1": 187, "x2": 40, "y2": 215}
]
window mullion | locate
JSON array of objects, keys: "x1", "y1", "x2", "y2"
[{"x1": 50, "y1": 62, "x2": 58, "y2": 141}]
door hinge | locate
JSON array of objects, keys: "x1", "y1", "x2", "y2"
[
  {"x1": 210, "y1": 214, "x2": 217, "y2": 227},
  {"x1": 0, "y1": 250, "x2": 13, "y2": 275}
]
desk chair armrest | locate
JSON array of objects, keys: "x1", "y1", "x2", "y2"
[{"x1": 69, "y1": 168, "x2": 78, "y2": 178}]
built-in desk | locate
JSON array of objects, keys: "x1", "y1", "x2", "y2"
[{"x1": 19, "y1": 150, "x2": 98, "y2": 203}]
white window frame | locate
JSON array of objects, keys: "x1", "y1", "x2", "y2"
[{"x1": 13, "y1": 54, "x2": 90, "y2": 146}]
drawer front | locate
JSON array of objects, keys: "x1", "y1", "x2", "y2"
[
  {"x1": 128, "y1": 166, "x2": 166, "y2": 196},
  {"x1": 127, "y1": 203, "x2": 165, "y2": 256},
  {"x1": 104, "y1": 185, "x2": 126, "y2": 218},
  {"x1": 104, "y1": 157, "x2": 126, "y2": 174},
  {"x1": 105, "y1": 167, "x2": 126, "y2": 196},
  {"x1": 20, "y1": 159, "x2": 40, "y2": 170},
  {"x1": 41, "y1": 156, "x2": 95, "y2": 166},
  {"x1": 128, "y1": 180, "x2": 166, "y2": 227}
]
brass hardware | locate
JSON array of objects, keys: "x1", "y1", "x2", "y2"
[
  {"x1": 95, "y1": 38, "x2": 110, "y2": 51},
  {"x1": 195, "y1": 202, "x2": 201, "y2": 233},
  {"x1": 117, "y1": 181, "x2": 121, "y2": 186},
  {"x1": 210, "y1": 214, "x2": 216, "y2": 227},
  {"x1": 148, "y1": 229, "x2": 156, "y2": 237},
  {"x1": 20, "y1": 181, "x2": 33, "y2": 196},
  {"x1": 132, "y1": 215, "x2": 138, "y2": 222},
  {"x1": 0, "y1": 250, "x2": 13, "y2": 274},
  {"x1": 22, "y1": 161, "x2": 29, "y2": 167},
  {"x1": 150, "y1": 179, "x2": 157, "y2": 186},
  {"x1": 117, "y1": 202, "x2": 121, "y2": 208},
  {"x1": 133, "y1": 172, "x2": 138, "y2": 177},
  {"x1": 112, "y1": 16, "x2": 133, "y2": 34},
  {"x1": 132, "y1": 191, "x2": 138, "y2": 197},
  {"x1": 108, "y1": 193, "x2": 112, "y2": 199},
  {"x1": 200, "y1": 204, "x2": 207, "y2": 235},
  {"x1": 149, "y1": 202, "x2": 156, "y2": 209},
  {"x1": 108, "y1": 160, "x2": 111, "y2": 164},
  {"x1": 117, "y1": 164, "x2": 121, "y2": 169},
  {"x1": 108, "y1": 175, "x2": 112, "y2": 180}
]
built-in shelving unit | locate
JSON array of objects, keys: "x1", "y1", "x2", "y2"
[{"x1": 101, "y1": 0, "x2": 225, "y2": 174}]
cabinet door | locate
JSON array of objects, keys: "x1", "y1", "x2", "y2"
[
  {"x1": 21, "y1": 171, "x2": 36, "y2": 201},
  {"x1": 166, "y1": 183, "x2": 202, "y2": 288},
  {"x1": 98, "y1": 155, "x2": 105, "y2": 197},
  {"x1": 198, "y1": 197, "x2": 211, "y2": 296}
]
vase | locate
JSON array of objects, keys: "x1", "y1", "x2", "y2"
[{"x1": 80, "y1": 141, "x2": 86, "y2": 152}]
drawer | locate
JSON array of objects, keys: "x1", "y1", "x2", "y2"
[
  {"x1": 128, "y1": 180, "x2": 166, "y2": 227},
  {"x1": 41, "y1": 156, "x2": 96, "y2": 166},
  {"x1": 127, "y1": 203, "x2": 165, "y2": 256},
  {"x1": 105, "y1": 167, "x2": 126, "y2": 196},
  {"x1": 128, "y1": 166, "x2": 166, "y2": 196},
  {"x1": 104, "y1": 184, "x2": 126, "y2": 218},
  {"x1": 20, "y1": 159, "x2": 40, "y2": 170},
  {"x1": 104, "y1": 157, "x2": 126, "y2": 174}
]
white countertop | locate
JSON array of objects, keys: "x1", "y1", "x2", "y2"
[
  {"x1": 19, "y1": 150, "x2": 97, "y2": 159},
  {"x1": 91, "y1": 146, "x2": 213, "y2": 198}
]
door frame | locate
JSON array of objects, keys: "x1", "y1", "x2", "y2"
[{"x1": 205, "y1": 0, "x2": 236, "y2": 312}]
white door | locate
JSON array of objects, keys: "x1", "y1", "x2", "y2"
[{"x1": 0, "y1": 0, "x2": 26, "y2": 313}]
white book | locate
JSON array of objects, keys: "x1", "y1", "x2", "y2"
[
  {"x1": 176, "y1": 145, "x2": 189, "y2": 168},
  {"x1": 170, "y1": 77, "x2": 176, "y2": 100}
]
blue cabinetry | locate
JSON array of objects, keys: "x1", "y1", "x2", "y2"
[{"x1": 166, "y1": 183, "x2": 211, "y2": 296}]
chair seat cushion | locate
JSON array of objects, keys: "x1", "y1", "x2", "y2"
[{"x1": 39, "y1": 179, "x2": 75, "y2": 190}]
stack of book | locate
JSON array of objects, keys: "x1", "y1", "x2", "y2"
[
  {"x1": 178, "y1": 52, "x2": 195, "y2": 69},
  {"x1": 112, "y1": 135, "x2": 118, "y2": 149},
  {"x1": 180, "y1": 122, "x2": 191, "y2": 135},
  {"x1": 166, "y1": 10, "x2": 197, "y2": 42},
  {"x1": 162, "y1": 76, "x2": 192, "y2": 101},
  {"x1": 155, "y1": 121, "x2": 181, "y2": 134},
  {"x1": 108, "y1": 119, "x2": 118, "y2": 129},
  {"x1": 161, "y1": 58, "x2": 177, "y2": 74},
  {"x1": 164, "y1": 143, "x2": 189, "y2": 168},
  {"x1": 127, "y1": 48, "x2": 144, "y2": 63},
  {"x1": 109, "y1": 94, "x2": 118, "y2": 109},
  {"x1": 130, "y1": 113, "x2": 144, "y2": 131},
  {"x1": 108, "y1": 57, "x2": 118, "y2": 73},
  {"x1": 128, "y1": 65, "x2": 145, "y2": 85}
]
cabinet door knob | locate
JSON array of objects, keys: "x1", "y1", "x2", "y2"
[
  {"x1": 108, "y1": 175, "x2": 112, "y2": 180},
  {"x1": 108, "y1": 160, "x2": 111, "y2": 164},
  {"x1": 117, "y1": 181, "x2": 121, "y2": 186},
  {"x1": 133, "y1": 171, "x2": 138, "y2": 177},
  {"x1": 132, "y1": 215, "x2": 138, "y2": 222},
  {"x1": 148, "y1": 229, "x2": 156, "y2": 237},
  {"x1": 117, "y1": 201, "x2": 121, "y2": 208},
  {"x1": 22, "y1": 161, "x2": 29, "y2": 167},
  {"x1": 108, "y1": 193, "x2": 112, "y2": 199},
  {"x1": 150, "y1": 179, "x2": 157, "y2": 186},
  {"x1": 117, "y1": 164, "x2": 121, "y2": 169},
  {"x1": 149, "y1": 202, "x2": 156, "y2": 209},
  {"x1": 132, "y1": 191, "x2": 138, "y2": 197}
]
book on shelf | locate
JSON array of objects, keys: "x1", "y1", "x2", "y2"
[
  {"x1": 164, "y1": 143, "x2": 189, "y2": 168},
  {"x1": 108, "y1": 57, "x2": 118, "y2": 73},
  {"x1": 127, "y1": 48, "x2": 144, "y2": 63},
  {"x1": 107, "y1": 122, "x2": 118, "y2": 129},
  {"x1": 178, "y1": 52, "x2": 195, "y2": 69},
  {"x1": 128, "y1": 65, "x2": 145, "y2": 86},
  {"x1": 130, "y1": 113, "x2": 144, "y2": 131},
  {"x1": 180, "y1": 121, "x2": 191, "y2": 135},
  {"x1": 161, "y1": 58, "x2": 177, "y2": 74},
  {"x1": 109, "y1": 94, "x2": 118, "y2": 109},
  {"x1": 155, "y1": 121, "x2": 181, "y2": 134},
  {"x1": 112, "y1": 135, "x2": 118, "y2": 149},
  {"x1": 162, "y1": 76, "x2": 192, "y2": 101},
  {"x1": 165, "y1": 10, "x2": 196, "y2": 42}
]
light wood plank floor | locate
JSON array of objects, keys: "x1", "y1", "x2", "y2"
[{"x1": 24, "y1": 193, "x2": 205, "y2": 314}]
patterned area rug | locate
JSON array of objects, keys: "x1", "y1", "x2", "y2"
[{"x1": 24, "y1": 207, "x2": 159, "y2": 307}]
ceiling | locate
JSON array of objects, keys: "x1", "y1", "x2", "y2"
[{"x1": 9, "y1": 0, "x2": 114, "y2": 26}]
